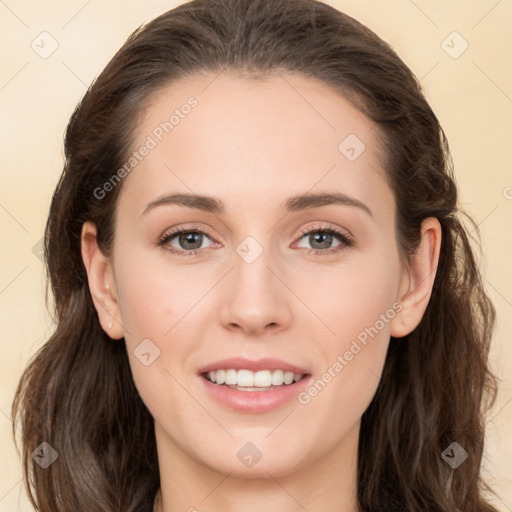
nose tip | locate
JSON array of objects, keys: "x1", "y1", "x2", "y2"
[{"x1": 219, "y1": 255, "x2": 292, "y2": 336}]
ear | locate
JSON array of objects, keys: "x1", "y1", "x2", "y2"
[
  {"x1": 81, "y1": 221, "x2": 124, "y2": 340},
  {"x1": 390, "y1": 217, "x2": 442, "y2": 338}
]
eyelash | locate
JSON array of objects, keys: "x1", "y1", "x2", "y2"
[{"x1": 156, "y1": 224, "x2": 353, "y2": 257}]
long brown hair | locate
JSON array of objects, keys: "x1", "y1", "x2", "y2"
[{"x1": 12, "y1": 0, "x2": 499, "y2": 510}]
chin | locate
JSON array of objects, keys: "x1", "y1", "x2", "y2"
[{"x1": 197, "y1": 442, "x2": 309, "y2": 479}]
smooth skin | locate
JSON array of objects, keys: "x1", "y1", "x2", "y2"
[{"x1": 81, "y1": 71, "x2": 441, "y2": 512}]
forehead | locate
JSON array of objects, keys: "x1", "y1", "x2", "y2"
[{"x1": 118, "y1": 71, "x2": 393, "y2": 218}]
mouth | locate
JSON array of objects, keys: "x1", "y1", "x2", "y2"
[
  {"x1": 202, "y1": 368, "x2": 308, "y2": 391},
  {"x1": 197, "y1": 358, "x2": 312, "y2": 412}
]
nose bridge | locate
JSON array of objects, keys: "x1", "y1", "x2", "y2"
[
  {"x1": 219, "y1": 232, "x2": 292, "y2": 334},
  {"x1": 232, "y1": 233, "x2": 279, "y2": 306},
  {"x1": 234, "y1": 236, "x2": 273, "y2": 291}
]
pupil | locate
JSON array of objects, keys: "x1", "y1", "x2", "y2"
[
  {"x1": 311, "y1": 232, "x2": 331, "y2": 249},
  {"x1": 180, "y1": 232, "x2": 202, "y2": 250}
]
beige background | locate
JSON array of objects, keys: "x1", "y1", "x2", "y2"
[{"x1": 1, "y1": 0, "x2": 511, "y2": 510}]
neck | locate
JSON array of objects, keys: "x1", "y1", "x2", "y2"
[{"x1": 153, "y1": 422, "x2": 360, "y2": 512}]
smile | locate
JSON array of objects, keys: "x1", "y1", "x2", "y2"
[{"x1": 204, "y1": 368, "x2": 305, "y2": 390}]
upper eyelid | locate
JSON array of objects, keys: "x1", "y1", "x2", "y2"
[
  {"x1": 159, "y1": 225, "x2": 217, "y2": 242},
  {"x1": 297, "y1": 224, "x2": 351, "y2": 237},
  {"x1": 160, "y1": 223, "x2": 347, "y2": 236}
]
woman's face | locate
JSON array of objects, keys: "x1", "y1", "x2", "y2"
[{"x1": 102, "y1": 71, "x2": 409, "y2": 477}]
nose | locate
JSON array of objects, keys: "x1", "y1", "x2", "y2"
[{"x1": 218, "y1": 245, "x2": 292, "y2": 336}]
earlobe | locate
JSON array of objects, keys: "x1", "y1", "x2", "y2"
[
  {"x1": 390, "y1": 217, "x2": 442, "y2": 338},
  {"x1": 81, "y1": 221, "x2": 124, "y2": 340}
]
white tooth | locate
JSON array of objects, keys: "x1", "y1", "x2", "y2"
[
  {"x1": 231, "y1": 386, "x2": 271, "y2": 392},
  {"x1": 215, "y1": 369, "x2": 226, "y2": 385},
  {"x1": 271, "y1": 369, "x2": 285, "y2": 386},
  {"x1": 210, "y1": 368, "x2": 305, "y2": 388},
  {"x1": 225, "y1": 369, "x2": 237, "y2": 385},
  {"x1": 283, "y1": 371, "x2": 294, "y2": 385},
  {"x1": 237, "y1": 369, "x2": 254, "y2": 387},
  {"x1": 253, "y1": 370, "x2": 272, "y2": 387}
]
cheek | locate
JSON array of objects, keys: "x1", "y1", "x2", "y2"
[
  {"x1": 111, "y1": 252, "x2": 207, "y2": 411},
  {"x1": 295, "y1": 248, "x2": 401, "y2": 346},
  {"x1": 293, "y1": 253, "x2": 399, "y2": 427},
  {"x1": 113, "y1": 249, "x2": 201, "y2": 338},
  {"x1": 296, "y1": 309, "x2": 393, "y2": 451}
]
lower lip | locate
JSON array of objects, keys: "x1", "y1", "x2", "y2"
[{"x1": 199, "y1": 374, "x2": 312, "y2": 413}]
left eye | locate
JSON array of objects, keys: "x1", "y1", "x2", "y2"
[
  {"x1": 161, "y1": 230, "x2": 214, "y2": 252},
  {"x1": 296, "y1": 228, "x2": 350, "y2": 252}
]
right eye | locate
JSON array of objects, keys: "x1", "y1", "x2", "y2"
[{"x1": 157, "y1": 227, "x2": 218, "y2": 256}]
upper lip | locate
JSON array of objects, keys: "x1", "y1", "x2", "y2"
[{"x1": 198, "y1": 357, "x2": 310, "y2": 375}]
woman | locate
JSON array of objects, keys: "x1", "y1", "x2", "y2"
[{"x1": 12, "y1": 0, "x2": 499, "y2": 510}]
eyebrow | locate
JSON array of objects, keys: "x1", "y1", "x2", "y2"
[{"x1": 141, "y1": 192, "x2": 372, "y2": 217}]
